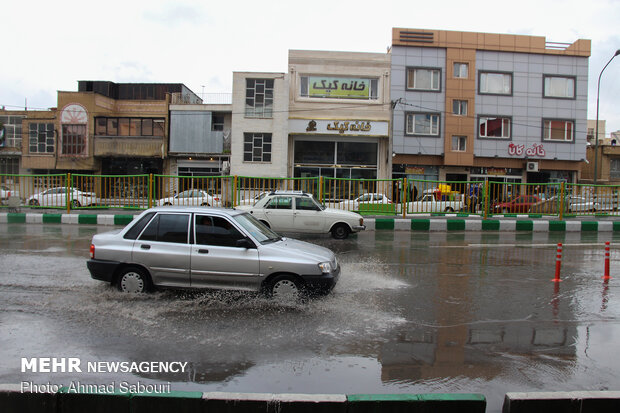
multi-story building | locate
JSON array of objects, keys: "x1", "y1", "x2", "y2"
[
  {"x1": 230, "y1": 72, "x2": 289, "y2": 177},
  {"x1": 287, "y1": 50, "x2": 391, "y2": 180},
  {"x1": 8, "y1": 81, "x2": 200, "y2": 176},
  {"x1": 168, "y1": 94, "x2": 232, "y2": 178},
  {"x1": 390, "y1": 28, "x2": 591, "y2": 187}
]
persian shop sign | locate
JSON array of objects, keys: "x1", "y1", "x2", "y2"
[
  {"x1": 508, "y1": 143, "x2": 546, "y2": 157},
  {"x1": 308, "y1": 76, "x2": 370, "y2": 99},
  {"x1": 289, "y1": 119, "x2": 389, "y2": 136}
]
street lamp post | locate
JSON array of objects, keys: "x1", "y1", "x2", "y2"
[{"x1": 593, "y1": 49, "x2": 620, "y2": 186}]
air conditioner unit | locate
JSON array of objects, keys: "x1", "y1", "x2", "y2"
[{"x1": 526, "y1": 161, "x2": 539, "y2": 172}]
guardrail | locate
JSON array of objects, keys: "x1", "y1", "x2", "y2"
[{"x1": 1, "y1": 173, "x2": 618, "y2": 218}]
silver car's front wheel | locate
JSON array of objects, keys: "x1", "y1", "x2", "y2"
[
  {"x1": 268, "y1": 275, "x2": 302, "y2": 301},
  {"x1": 117, "y1": 267, "x2": 150, "y2": 293}
]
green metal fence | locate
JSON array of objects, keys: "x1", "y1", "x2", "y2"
[{"x1": 1, "y1": 173, "x2": 619, "y2": 218}]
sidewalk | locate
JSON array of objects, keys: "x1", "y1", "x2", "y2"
[{"x1": 1, "y1": 209, "x2": 619, "y2": 233}]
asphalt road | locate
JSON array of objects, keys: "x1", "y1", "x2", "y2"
[{"x1": 1, "y1": 224, "x2": 619, "y2": 412}]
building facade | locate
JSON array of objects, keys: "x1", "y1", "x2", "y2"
[
  {"x1": 287, "y1": 50, "x2": 391, "y2": 181},
  {"x1": 230, "y1": 72, "x2": 289, "y2": 177},
  {"x1": 390, "y1": 28, "x2": 591, "y2": 187}
]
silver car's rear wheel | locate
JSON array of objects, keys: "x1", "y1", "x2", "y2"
[
  {"x1": 117, "y1": 267, "x2": 150, "y2": 293},
  {"x1": 268, "y1": 275, "x2": 302, "y2": 301}
]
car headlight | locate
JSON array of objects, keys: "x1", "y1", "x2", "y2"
[{"x1": 318, "y1": 262, "x2": 332, "y2": 273}]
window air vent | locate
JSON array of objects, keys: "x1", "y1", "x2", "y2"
[{"x1": 400, "y1": 31, "x2": 434, "y2": 43}]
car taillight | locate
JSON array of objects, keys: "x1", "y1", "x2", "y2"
[
  {"x1": 90, "y1": 244, "x2": 95, "y2": 259},
  {"x1": 359, "y1": 218, "x2": 364, "y2": 226}
]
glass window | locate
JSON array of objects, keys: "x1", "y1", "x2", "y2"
[
  {"x1": 95, "y1": 118, "x2": 107, "y2": 135},
  {"x1": 124, "y1": 212, "x2": 156, "y2": 240},
  {"x1": 543, "y1": 120, "x2": 574, "y2": 141},
  {"x1": 118, "y1": 119, "x2": 130, "y2": 136},
  {"x1": 407, "y1": 68, "x2": 441, "y2": 91},
  {"x1": 130, "y1": 118, "x2": 142, "y2": 136},
  {"x1": 294, "y1": 141, "x2": 335, "y2": 164},
  {"x1": 61, "y1": 124, "x2": 87, "y2": 155},
  {"x1": 452, "y1": 100, "x2": 468, "y2": 116},
  {"x1": 610, "y1": 159, "x2": 620, "y2": 179},
  {"x1": 243, "y1": 133, "x2": 272, "y2": 162},
  {"x1": 29, "y1": 123, "x2": 55, "y2": 153},
  {"x1": 452, "y1": 136, "x2": 467, "y2": 152},
  {"x1": 337, "y1": 142, "x2": 377, "y2": 166},
  {"x1": 479, "y1": 72, "x2": 512, "y2": 95},
  {"x1": 266, "y1": 196, "x2": 292, "y2": 210},
  {"x1": 153, "y1": 120, "x2": 165, "y2": 136},
  {"x1": 406, "y1": 113, "x2": 440, "y2": 136},
  {"x1": 295, "y1": 197, "x2": 320, "y2": 211},
  {"x1": 212, "y1": 115, "x2": 224, "y2": 131},
  {"x1": 195, "y1": 215, "x2": 244, "y2": 247},
  {"x1": 142, "y1": 119, "x2": 153, "y2": 135},
  {"x1": 107, "y1": 118, "x2": 118, "y2": 136},
  {"x1": 245, "y1": 78, "x2": 274, "y2": 118},
  {"x1": 454, "y1": 62, "x2": 468, "y2": 79},
  {"x1": 479, "y1": 117, "x2": 511, "y2": 138},
  {"x1": 544, "y1": 76, "x2": 575, "y2": 99},
  {"x1": 139, "y1": 214, "x2": 189, "y2": 244}
]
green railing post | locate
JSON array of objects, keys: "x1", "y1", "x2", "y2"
[
  {"x1": 483, "y1": 182, "x2": 489, "y2": 220},
  {"x1": 402, "y1": 177, "x2": 407, "y2": 218},
  {"x1": 148, "y1": 174, "x2": 154, "y2": 209},
  {"x1": 559, "y1": 181, "x2": 565, "y2": 220},
  {"x1": 66, "y1": 173, "x2": 72, "y2": 214}
]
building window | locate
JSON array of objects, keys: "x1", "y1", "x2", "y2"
[
  {"x1": 0, "y1": 157, "x2": 19, "y2": 174},
  {"x1": 0, "y1": 116, "x2": 24, "y2": 148},
  {"x1": 245, "y1": 79, "x2": 274, "y2": 118},
  {"x1": 406, "y1": 68, "x2": 441, "y2": 91},
  {"x1": 28, "y1": 123, "x2": 55, "y2": 154},
  {"x1": 61, "y1": 124, "x2": 87, "y2": 155},
  {"x1": 452, "y1": 100, "x2": 468, "y2": 116},
  {"x1": 454, "y1": 63, "x2": 468, "y2": 79},
  {"x1": 451, "y1": 136, "x2": 467, "y2": 152},
  {"x1": 543, "y1": 75, "x2": 575, "y2": 99},
  {"x1": 479, "y1": 116, "x2": 511, "y2": 139},
  {"x1": 94, "y1": 117, "x2": 165, "y2": 136},
  {"x1": 479, "y1": 72, "x2": 512, "y2": 95},
  {"x1": 300, "y1": 76, "x2": 378, "y2": 100},
  {"x1": 406, "y1": 113, "x2": 440, "y2": 136},
  {"x1": 543, "y1": 120, "x2": 574, "y2": 142},
  {"x1": 243, "y1": 133, "x2": 272, "y2": 162},
  {"x1": 212, "y1": 115, "x2": 225, "y2": 131},
  {"x1": 610, "y1": 159, "x2": 620, "y2": 179}
]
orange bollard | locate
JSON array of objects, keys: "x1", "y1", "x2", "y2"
[
  {"x1": 603, "y1": 241, "x2": 612, "y2": 280},
  {"x1": 552, "y1": 243, "x2": 563, "y2": 282}
]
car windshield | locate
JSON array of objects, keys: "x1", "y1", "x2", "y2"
[{"x1": 233, "y1": 212, "x2": 282, "y2": 244}]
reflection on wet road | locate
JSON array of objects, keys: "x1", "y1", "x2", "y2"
[{"x1": 1, "y1": 224, "x2": 619, "y2": 412}]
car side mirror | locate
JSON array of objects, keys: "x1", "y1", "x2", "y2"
[{"x1": 236, "y1": 238, "x2": 255, "y2": 249}]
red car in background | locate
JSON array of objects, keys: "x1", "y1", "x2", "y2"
[{"x1": 493, "y1": 195, "x2": 542, "y2": 213}]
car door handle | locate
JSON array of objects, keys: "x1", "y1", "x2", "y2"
[
  {"x1": 198, "y1": 249, "x2": 209, "y2": 254},
  {"x1": 140, "y1": 244, "x2": 151, "y2": 250}
]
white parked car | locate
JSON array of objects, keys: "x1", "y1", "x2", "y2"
[
  {"x1": 565, "y1": 196, "x2": 599, "y2": 212},
  {"x1": 157, "y1": 189, "x2": 222, "y2": 207},
  {"x1": 27, "y1": 187, "x2": 97, "y2": 208},
  {"x1": 338, "y1": 193, "x2": 393, "y2": 212},
  {"x1": 236, "y1": 191, "x2": 268, "y2": 206},
  {"x1": 237, "y1": 191, "x2": 365, "y2": 239},
  {"x1": 1, "y1": 185, "x2": 20, "y2": 204}
]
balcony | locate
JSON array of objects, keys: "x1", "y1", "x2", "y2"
[
  {"x1": 169, "y1": 130, "x2": 228, "y2": 154},
  {"x1": 94, "y1": 136, "x2": 164, "y2": 157}
]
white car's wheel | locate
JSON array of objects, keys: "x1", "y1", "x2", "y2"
[{"x1": 331, "y1": 224, "x2": 350, "y2": 239}]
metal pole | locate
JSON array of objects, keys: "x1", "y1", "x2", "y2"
[{"x1": 593, "y1": 50, "x2": 620, "y2": 186}]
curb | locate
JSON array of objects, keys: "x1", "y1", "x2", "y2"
[{"x1": 1, "y1": 213, "x2": 619, "y2": 233}]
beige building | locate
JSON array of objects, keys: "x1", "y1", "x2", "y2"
[
  {"x1": 230, "y1": 72, "x2": 289, "y2": 178},
  {"x1": 287, "y1": 50, "x2": 392, "y2": 180}
]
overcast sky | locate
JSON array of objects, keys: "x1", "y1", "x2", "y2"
[{"x1": 2, "y1": 0, "x2": 619, "y2": 134}]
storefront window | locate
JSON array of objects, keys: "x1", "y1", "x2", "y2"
[
  {"x1": 337, "y1": 142, "x2": 377, "y2": 165},
  {"x1": 294, "y1": 141, "x2": 335, "y2": 164}
]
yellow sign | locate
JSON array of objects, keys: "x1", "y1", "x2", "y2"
[{"x1": 308, "y1": 77, "x2": 370, "y2": 99}]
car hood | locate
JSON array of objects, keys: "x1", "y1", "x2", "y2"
[
  {"x1": 322, "y1": 207, "x2": 362, "y2": 218},
  {"x1": 260, "y1": 237, "x2": 334, "y2": 263}
]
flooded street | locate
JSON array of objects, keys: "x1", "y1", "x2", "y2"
[{"x1": 1, "y1": 224, "x2": 619, "y2": 412}]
